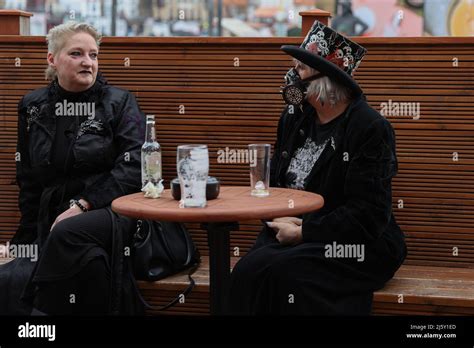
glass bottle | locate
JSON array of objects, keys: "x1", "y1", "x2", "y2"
[{"x1": 141, "y1": 115, "x2": 162, "y2": 188}]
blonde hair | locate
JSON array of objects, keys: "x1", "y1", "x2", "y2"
[
  {"x1": 45, "y1": 22, "x2": 102, "y2": 81},
  {"x1": 294, "y1": 59, "x2": 352, "y2": 106}
]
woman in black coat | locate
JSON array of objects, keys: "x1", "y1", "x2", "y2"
[
  {"x1": 229, "y1": 21, "x2": 407, "y2": 315},
  {"x1": 0, "y1": 22, "x2": 145, "y2": 315}
]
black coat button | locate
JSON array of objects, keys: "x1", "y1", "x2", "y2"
[
  {"x1": 299, "y1": 129, "x2": 305, "y2": 136},
  {"x1": 282, "y1": 151, "x2": 289, "y2": 159}
]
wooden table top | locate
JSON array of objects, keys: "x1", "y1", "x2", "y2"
[{"x1": 112, "y1": 186, "x2": 324, "y2": 222}]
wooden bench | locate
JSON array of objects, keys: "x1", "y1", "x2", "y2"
[
  {"x1": 1, "y1": 17, "x2": 473, "y2": 315},
  {"x1": 139, "y1": 257, "x2": 474, "y2": 316}
]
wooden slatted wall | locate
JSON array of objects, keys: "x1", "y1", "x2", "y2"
[{"x1": 0, "y1": 36, "x2": 473, "y2": 268}]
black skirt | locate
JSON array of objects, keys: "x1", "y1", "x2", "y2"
[
  {"x1": 0, "y1": 206, "x2": 140, "y2": 315},
  {"x1": 30, "y1": 208, "x2": 113, "y2": 282},
  {"x1": 229, "y1": 225, "x2": 403, "y2": 315}
]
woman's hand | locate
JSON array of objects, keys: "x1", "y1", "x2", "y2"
[
  {"x1": 267, "y1": 217, "x2": 303, "y2": 245},
  {"x1": 272, "y1": 217, "x2": 302, "y2": 226},
  {"x1": 50, "y1": 199, "x2": 91, "y2": 231}
]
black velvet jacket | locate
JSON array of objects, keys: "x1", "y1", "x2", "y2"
[
  {"x1": 270, "y1": 96, "x2": 407, "y2": 269},
  {"x1": 13, "y1": 75, "x2": 145, "y2": 245}
]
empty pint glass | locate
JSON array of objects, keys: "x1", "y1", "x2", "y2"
[
  {"x1": 177, "y1": 144, "x2": 209, "y2": 207},
  {"x1": 249, "y1": 144, "x2": 271, "y2": 197}
]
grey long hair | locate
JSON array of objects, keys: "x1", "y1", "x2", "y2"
[{"x1": 295, "y1": 59, "x2": 353, "y2": 106}]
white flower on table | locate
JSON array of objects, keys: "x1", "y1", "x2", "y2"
[{"x1": 142, "y1": 180, "x2": 164, "y2": 198}]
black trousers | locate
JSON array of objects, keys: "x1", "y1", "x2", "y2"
[{"x1": 31, "y1": 208, "x2": 114, "y2": 315}]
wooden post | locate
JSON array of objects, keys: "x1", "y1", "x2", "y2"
[
  {"x1": 299, "y1": 9, "x2": 332, "y2": 36},
  {"x1": 0, "y1": 10, "x2": 33, "y2": 35}
]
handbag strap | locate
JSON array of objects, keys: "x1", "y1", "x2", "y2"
[{"x1": 128, "y1": 257, "x2": 200, "y2": 311}]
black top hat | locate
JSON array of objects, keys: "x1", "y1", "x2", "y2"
[{"x1": 281, "y1": 20, "x2": 367, "y2": 96}]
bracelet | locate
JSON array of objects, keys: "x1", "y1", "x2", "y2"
[{"x1": 69, "y1": 199, "x2": 88, "y2": 213}]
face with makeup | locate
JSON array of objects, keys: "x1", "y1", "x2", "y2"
[{"x1": 47, "y1": 32, "x2": 99, "y2": 92}]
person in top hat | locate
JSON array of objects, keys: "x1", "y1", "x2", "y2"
[{"x1": 229, "y1": 21, "x2": 407, "y2": 315}]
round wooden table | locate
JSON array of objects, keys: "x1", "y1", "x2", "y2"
[{"x1": 112, "y1": 186, "x2": 324, "y2": 315}]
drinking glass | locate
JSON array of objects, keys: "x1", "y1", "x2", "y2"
[
  {"x1": 177, "y1": 144, "x2": 209, "y2": 207},
  {"x1": 248, "y1": 143, "x2": 271, "y2": 197}
]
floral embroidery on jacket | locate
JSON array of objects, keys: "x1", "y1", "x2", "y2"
[
  {"x1": 26, "y1": 105, "x2": 40, "y2": 132},
  {"x1": 76, "y1": 119, "x2": 104, "y2": 139}
]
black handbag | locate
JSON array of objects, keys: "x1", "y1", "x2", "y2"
[{"x1": 130, "y1": 219, "x2": 201, "y2": 311}]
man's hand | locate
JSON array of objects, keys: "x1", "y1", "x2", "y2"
[{"x1": 267, "y1": 217, "x2": 303, "y2": 245}]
